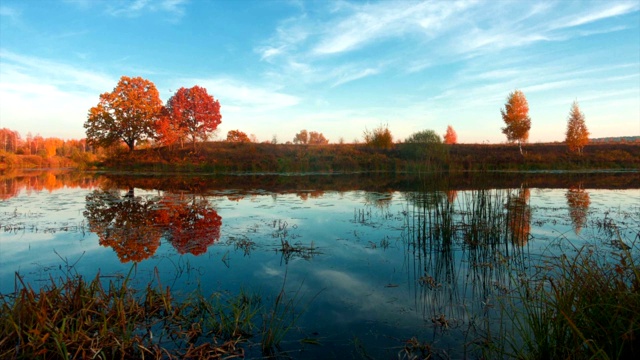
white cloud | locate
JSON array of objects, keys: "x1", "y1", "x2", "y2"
[
  {"x1": 178, "y1": 78, "x2": 300, "y2": 112},
  {"x1": 312, "y1": 1, "x2": 472, "y2": 55},
  {"x1": 106, "y1": 0, "x2": 188, "y2": 18},
  {"x1": 0, "y1": 51, "x2": 115, "y2": 138},
  {"x1": 559, "y1": 2, "x2": 640, "y2": 29},
  {"x1": 331, "y1": 68, "x2": 379, "y2": 87},
  {"x1": 0, "y1": 5, "x2": 20, "y2": 19},
  {"x1": 0, "y1": 50, "x2": 115, "y2": 92}
]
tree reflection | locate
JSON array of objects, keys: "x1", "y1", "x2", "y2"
[
  {"x1": 565, "y1": 184, "x2": 590, "y2": 235},
  {"x1": 157, "y1": 194, "x2": 222, "y2": 255},
  {"x1": 446, "y1": 190, "x2": 457, "y2": 204},
  {"x1": 84, "y1": 188, "x2": 163, "y2": 262},
  {"x1": 84, "y1": 189, "x2": 222, "y2": 261},
  {"x1": 505, "y1": 187, "x2": 531, "y2": 246}
]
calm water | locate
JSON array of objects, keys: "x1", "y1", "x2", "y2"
[{"x1": 1, "y1": 170, "x2": 638, "y2": 358}]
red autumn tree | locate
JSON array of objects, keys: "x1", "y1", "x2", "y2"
[
  {"x1": 443, "y1": 125, "x2": 457, "y2": 144},
  {"x1": 163, "y1": 86, "x2": 222, "y2": 149},
  {"x1": 155, "y1": 107, "x2": 187, "y2": 148},
  {"x1": 501, "y1": 90, "x2": 531, "y2": 155},
  {"x1": 226, "y1": 129, "x2": 251, "y2": 143},
  {"x1": 85, "y1": 76, "x2": 163, "y2": 151}
]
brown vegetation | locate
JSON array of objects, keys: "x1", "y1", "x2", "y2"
[{"x1": 100, "y1": 141, "x2": 640, "y2": 173}]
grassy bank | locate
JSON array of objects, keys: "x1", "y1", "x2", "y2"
[{"x1": 101, "y1": 142, "x2": 640, "y2": 173}]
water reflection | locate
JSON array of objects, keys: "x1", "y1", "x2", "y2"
[
  {"x1": 2, "y1": 170, "x2": 638, "y2": 358},
  {"x1": 157, "y1": 193, "x2": 222, "y2": 255},
  {"x1": 506, "y1": 186, "x2": 531, "y2": 246},
  {"x1": 565, "y1": 184, "x2": 591, "y2": 235},
  {"x1": 1, "y1": 169, "x2": 101, "y2": 200},
  {"x1": 85, "y1": 188, "x2": 163, "y2": 262},
  {"x1": 84, "y1": 188, "x2": 222, "y2": 262},
  {"x1": 403, "y1": 186, "x2": 530, "y2": 344}
]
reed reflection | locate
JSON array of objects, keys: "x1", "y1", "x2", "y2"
[
  {"x1": 403, "y1": 187, "x2": 529, "y2": 340},
  {"x1": 84, "y1": 188, "x2": 222, "y2": 262},
  {"x1": 565, "y1": 184, "x2": 591, "y2": 235}
]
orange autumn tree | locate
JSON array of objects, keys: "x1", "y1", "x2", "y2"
[
  {"x1": 85, "y1": 76, "x2": 163, "y2": 151},
  {"x1": 501, "y1": 90, "x2": 531, "y2": 155},
  {"x1": 565, "y1": 100, "x2": 590, "y2": 154},
  {"x1": 293, "y1": 130, "x2": 309, "y2": 144},
  {"x1": 226, "y1": 129, "x2": 251, "y2": 142},
  {"x1": 308, "y1": 131, "x2": 329, "y2": 145},
  {"x1": 162, "y1": 86, "x2": 222, "y2": 150},
  {"x1": 443, "y1": 125, "x2": 457, "y2": 144}
]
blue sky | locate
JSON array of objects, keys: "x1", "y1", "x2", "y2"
[{"x1": 0, "y1": 0, "x2": 638, "y2": 144}]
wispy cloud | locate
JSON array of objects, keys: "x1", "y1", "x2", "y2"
[
  {"x1": 0, "y1": 50, "x2": 115, "y2": 92},
  {"x1": 106, "y1": 0, "x2": 188, "y2": 19},
  {"x1": 558, "y1": 2, "x2": 639, "y2": 29},
  {"x1": 331, "y1": 67, "x2": 379, "y2": 87},
  {"x1": 312, "y1": 0, "x2": 472, "y2": 55},
  {"x1": 0, "y1": 5, "x2": 22, "y2": 24},
  {"x1": 179, "y1": 77, "x2": 300, "y2": 112},
  {"x1": 0, "y1": 5, "x2": 20, "y2": 18}
]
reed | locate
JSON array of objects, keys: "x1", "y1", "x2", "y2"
[
  {"x1": 498, "y1": 241, "x2": 639, "y2": 359},
  {"x1": 260, "y1": 273, "x2": 316, "y2": 356},
  {"x1": 0, "y1": 266, "x2": 286, "y2": 359}
]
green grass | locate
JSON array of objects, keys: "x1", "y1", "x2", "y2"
[{"x1": 498, "y1": 243, "x2": 639, "y2": 359}]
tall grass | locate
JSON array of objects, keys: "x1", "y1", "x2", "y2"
[
  {"x1": 499, "y1": 243, "x2": 639, "y2": 359},
  {"x1": 0, "y1": 265, "x2": 316, "y2": 359}
]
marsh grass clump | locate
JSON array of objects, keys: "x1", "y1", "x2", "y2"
[
  {"x1": 500, "y1": 244, "x2": 640, "y2": 359},
  {"x1": 0, "y1": 267, "x2": 276, "y2": 359}
]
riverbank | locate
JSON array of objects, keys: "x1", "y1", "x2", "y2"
[
  {"x1": 2, "y1": 142, "x2": 638, "y2": 172},
  {"x1": 102, "y1": 142, "x2": 640, "y2": 172}
]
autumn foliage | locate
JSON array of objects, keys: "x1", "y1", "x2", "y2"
[
  {"x1": 501, "y1": 90, "x2": 531, "y2": 154},
  {"x1": 226, "y1": 130, "x2": 251, "y2": 143},
  {"x1": 85, "y1": 76, "x2": 163, "y2": 151},
  {"x1": 293, "y1": 130, "x2": 308, "y2": 144},
  {"x1": 443, "y1": 125, "x2": 457, "y2": 144},
  {"x1": 161, "y1": 86, "x2": 222, "y2": 149},
  {"x1": 84, "y1": 188, "x2": 222, "y2": 262},
  {"x1": 565, "y1": 101, "x2": 590, "y2": 154}
]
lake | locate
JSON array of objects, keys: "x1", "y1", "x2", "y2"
[{"x1": 1, "y1": 169, "x2": 638, "y2": 358}]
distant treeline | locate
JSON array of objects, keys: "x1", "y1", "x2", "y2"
[{"x1": 590, "y1": 136, "x2": 640, "y2": 143}]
